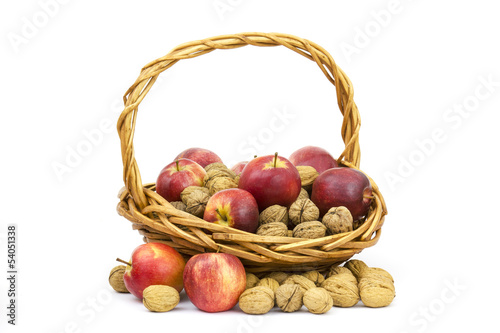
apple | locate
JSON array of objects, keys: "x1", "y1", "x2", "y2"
[
  {"x1": 183, "y1": 253, "x2": 246, "y2": 312},
  {"x1": 174, "y1": 148, "x2": 223, "y2": 168},
  {"x1": 238, "y1": 153, "x2": 301, "y2": 211},
  {"x1": 203, "y1": 188, "x2": 259, "y2": 233},
  {"x1": 289, "y1": 146, "x2": 338, "y2": 174},
  {"x1": 311, "y1": 167, "x2": 373, "y2": 220},
  {"x1": 120, "y1": 242, "x2": 185, "y2": 299},
  {"x1": 156, "y1": 158, "x2": 206, "y2": 202},
  {"x1": 230, "y1": 161, "x2": 248, "y2": 175}
]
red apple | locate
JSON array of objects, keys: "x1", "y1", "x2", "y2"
[
  {"x1": 174, "y1": 148, "x2": 223, "y2": 168},
  {"x1": 238, "y1": 153, "x2": 301, "y2": 211},
  {"x1": 289, "y1": 146, "x2": 338, "y2": 174},
  {"x1": 230, "y1": 161, "x2": 248, "y2": 175},
  {"x1": 311, "y1": 167, "x2": 373, "y2": 220},
  {"x1": 121, "y1": 243, "x2": 185, "y2": 299},
  {"x1": 203, "y1": 188, "x2": 259, "y2": 233},
  {"x1": 156, "y1": 158, "x2": 206, "y2": 202},
  {"x1": 183, "y1": 253, "x2": 246, "y2": 312}
]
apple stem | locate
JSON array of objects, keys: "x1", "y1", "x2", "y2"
[
  {"x1": 215, "y1": 208, "x2": 227, "y2": 222},
  {"x1": 363, "y1": 195, "x2": 375, "y2": 200},
  {"x1": 253, "y1": 155, "x2": 257, "y2": 159},
  {"x1": 274, "y1": 152, "x2": 278, "y2": 168},
  {"x1": 116, "y1": 258, "x2": 132, "y2": 267},
  {"x1": 175, "y1": 160, "x2": 180, "y2": 172}
]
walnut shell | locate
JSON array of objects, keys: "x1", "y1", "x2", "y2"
[
  {"x1": 296, "y1": 165, "x2": 319, "y2": 188},
  {"x1": 287, "y1": 230, "x2": 293, "y2": 237},
  {"x1": 303, "y1": 287, "x2": 333, "y2": 314},
  {"x1": 321, "y1": 275, "x2": 360, "y2": 307},
  {"x1": 259, "y1": 205, "x2": 288, "y2": 225},
  {"x1": 257, "y1": 277, "x2": 280, "y2": 294},
  {"x1": 289, "y1": 199, "x2": 320, "y2": 226},
  {"x1": 363, "y1": 267, "x2": 394, "y2": 283},
  {"x1": 185, "y1": 190, "x2": 210, "y2": 218},
  {"x1": 108, "y1": 266, "x2": 129, "y2": 293},
  {"x1": 293, "y1": 221, "x2": 326, "y2": 239},
  {"x1": 246, "y1": 273, "x2": 260, "y2": 289},
  {"x1": 238, "y1": 286, "x2": 275, "y2": 314},
  {"x1": 170, "y1": 201, "x2": 187, "y2": 212},
  {"x1": 353, "y1": 219, "x2": 364, "y2": 230},
  {"x1": 359, "y1": 276, "x2": 395, "y2": 308},
  {"x1": 297, "y1": 188, "x2": 309, "y2": 200},
  {"x1": 322, "y1": 206, "x2": 353, "y2": 234},
  {"x1": 256, "y1": 222, "x2": 288, "y2": 237},
  {"x1": 344, "y1": 259, "x2": 369, "y2": 281},
  {"x1": 204, "y1": 169, "x2": 235, "y2": 185},
  {"x1": 206, "y1": 177, "x2": 238, "y2": 195},
  {"x1": 301, "y1": 270, "x2": 325, "y2": 286},
  {"x1": 282, "y1": 274, "x2": 316, "y2": 293},
  {"x1": 204, "y1": 162, "x2": 228, "y2": 173},
  {"x1": 265, "y1": 271, "x2": 290, "y2": 285},
  {"x1": 326, "y1": 266, "x2": 357, "y2": 284},
  {"x1": 180, "y1": 186, "x2": 209, "y2": 204},
  {"x1": 142, "y1": 285, "x2": 180, "y2": 312},
  {"x1": 275, "y1": 284, "x2": 304, "y2": 312}
]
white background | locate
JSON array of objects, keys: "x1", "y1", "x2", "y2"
[{"x1": 1, "y1": 0, "x2": 499, "y2": 332}]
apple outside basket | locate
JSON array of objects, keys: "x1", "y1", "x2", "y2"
[{"x1": 116, "y1": 32, "x2": 388, "y2": 274}]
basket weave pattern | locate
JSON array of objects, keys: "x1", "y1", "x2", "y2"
[{"x1": 116, "y1": 33, "x2": 387, "y2": 273}]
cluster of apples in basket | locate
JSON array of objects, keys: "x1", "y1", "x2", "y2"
[{"x1": 155, "y1": 146, "x2": 374, "y2": 236}]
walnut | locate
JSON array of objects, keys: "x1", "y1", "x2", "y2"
[
  {"x1": 206, "y1": 177, "x2": 238, "y2": 195},
  {"x1": 321, "y1": 275, "x2": 360, "y2": 307},
  {"x1": 108, "y1": 266, "x2": 129, "y2": 293},
  {"x1": 303, "y1": 287, "x2": 333, "y2": 314},
  {"x1": 256, "y1": 222, "x2": 288, "y2": 237},
  {"x1": 344, "y1": 259, "x2": 369, "y2": 281},
  {"x1": 287, "y1": 230, "x2": 293, "y2": 237},
  {"x1": 180, "y1": 186, "x2": 209, "y2": 204},
  {"x1": 259, "y1": 205, "x2": 288, "y2": 225},
  {"x1": 170, "y1": 201, "x2": 187, "y2": 212},
  {"x1": 184, "y1": 190, "x2": 210, "y2": 218},
  {"x1": 292, "y1": 221, "x2": 326, "y2": 239},
  {"x1": 257, "y1": 277, "x2": 280, "y2": 294},
  {"x1": 353, "y1": 219, "x2": 364, "y2": 230},
  {"x1": 203, "y1": 169, "x2": 235, "y2": 185},
  {"x1": 238, "y1": 286, "x2": 275, "y2": 314},
  {"x1": 142, "y1": 285, "x2": 180, "y2": 312},
  {"x1": 282, "y1": 274, "x2": 316, "y2": 293},
  {"x1": 363, "y1": 267, "x2": 394, "y2": 283},
  {"x1": 288, "y1": 199, "x2": 320, "y2": 226},
  {"x1": 322, "y1": 206, "x2": 353, "y2": 234},
  {"x1": 204, "y1": 162, "x2": 228, "y2": 173},
  {"x1": 296, "y1": 165, "x2": 319, "y2": 190},
  {"x1": 301, "y1": 270, "x2": 325, "y2": 286},
  {"x1": 326, "y1": 266, "x2": 357, "y2": 284},
  {"x1": 359, "y1": 275, "x2": 395, "y2": 308},
  {"x1": 246, "y1": 273, "x2": 260, "y2": 289},
  {"x1": 297, "y1": 188, "x2": 309, "y2": 200},
  {"x1": 265, "y1": 271, "x2": 290, "y2": 284},
  {"x1": 275, "y1": 284, "x2": 304, "y2": 312}
]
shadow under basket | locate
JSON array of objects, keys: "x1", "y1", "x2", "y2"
[{"x1": 116, "y1": 32, "x2": 388, "y2": 274}]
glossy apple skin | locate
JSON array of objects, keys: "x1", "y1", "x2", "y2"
[
  {"x1": 230, "y1": 161, "x2": 248, "y2": 175},
  {"x1": 311, "y1": 167, "x2": 373, "y2": 220},
  {"x1": 289, "y1": 146, "x2": 338, "y2": 174},
  {"x1": 203, "y1": 189, "x2": 259, "y2": 233},
  {"x1": 123, "y1": 243, "x2": 186, "y2": 299},
  {"x1": 156, "y1": 158, "x2": 206, "y2": 202},
  {"x1": 183, "y1": 253, "x2": 246, "y2": 313},
  {"x1": 174, "y1": 148, "x2": 223, "y2": 168},
  {"x1": 238, "y1": 154, "x2": 301, "y2": 211}
]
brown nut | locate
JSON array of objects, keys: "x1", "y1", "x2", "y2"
[
  {"x1": 359, "y1": 275, "x2": 395, "y2": 308},
  {"x1": 204, "y1": 169, "x2": 235, "y2": 185},
  {"x1": 292, "y1": 221, "x2": 326, "y2": 239},
  {"x1": 265, "y1": 271, "x2": 290, "y2": 285},
  {"x1": 256, "y1": 222, "x2": 288, "y2": 237},
  {"x1": 297, "y1": 188, "x2": 309, "y2": 201},
  {"x1": 180, "y1": 186, "x2": 209, "y2": 204},
  {"x1": 204, "y1": 162, "x2": 228, "y2": 173},
  {"x1": 185, "y1": 190, "x2": 210, "y2": 218},
  {"x1": 275, "y1": 284, "x2": 304, "y2": 312},
  {"x1": 142, "y1": 285, "x2": 180, "y2": 312},
  {"x1": 170, "y1": 201, "x2": 187, "y2": 212},
  {"x1": 321, "y1": 275, "x2": 360, "y2": 307},
  {"x1": 246, "y1": 273, "x2": 260, "y2": 289},
  {"x1": 303, "y1": 287, "x2": 333, "y2": 314},
  {"x1": 363, "y1": 267, "x2": 394, "y2": 283},
  {"x1": 238, "y1": 286, "x2": 275, "y2": 314},
  {"x1": 289, "y1": 199, "x2": 320, "y2": 226},
  {"x1": 108, "y1": 266, "x2": 129, "y2": 293},
  {"x1": 296, "y1": 165, "x2": 319, "y2": 188},
  {"x1": 344, "y1": 259, "x2": 369, "y2": 281},
  {"x1": 282, "y1": 274, "x2": 316, "y2": 293},
  {"x1": 322, "y1": 206, "x2": 353, "y2": 234},
  {"x1": 259, "y1": 205, "x2": 288, "y2": 225},
  {"x1": 257, "y1": 277, "x2": 280, "y2": 294},
  {"x1": 326, "y1": 266, "x2": 357, "y2": 284},
  {"x1": 301, "y1": 270, "x2": 325, "y2": 286},
  {"x1": 206, "y1": 177, "x2": 238, "y2": 195}
]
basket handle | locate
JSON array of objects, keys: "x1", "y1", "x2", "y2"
[{"x1": 117, "y1": 32, "x2": 361, "y2": 210}]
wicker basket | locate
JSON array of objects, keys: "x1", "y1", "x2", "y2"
[{"x1": 116, "y1": 32, "x2": 387, "y2": 274}]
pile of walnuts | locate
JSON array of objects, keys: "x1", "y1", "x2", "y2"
[{"x1": 239, "y1": 259, "x2": 395, "y2": 314}]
